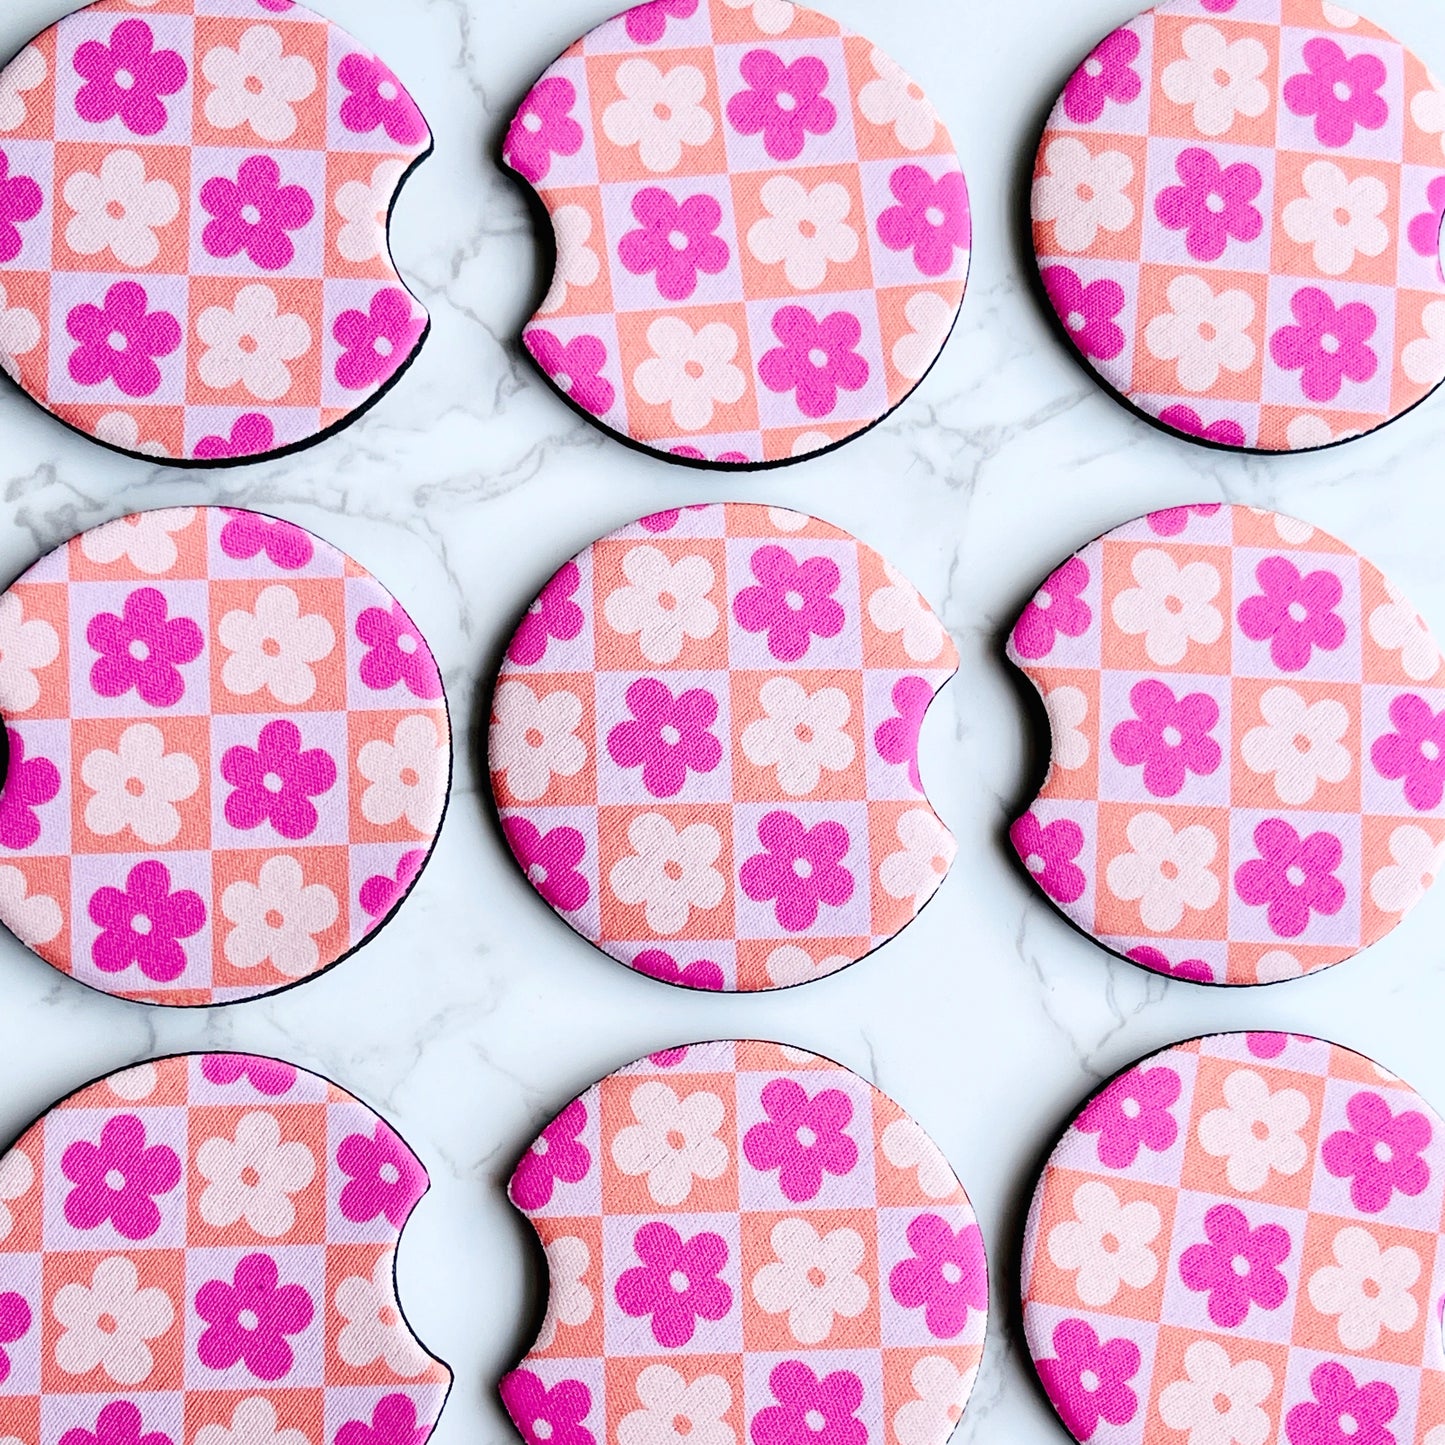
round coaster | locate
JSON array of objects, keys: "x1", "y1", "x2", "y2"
[
  {"x1": 1008, "y1": 503, "x2": 1445, "y2": 985},
  {"x1": 1032, "y1": 0, "x2": 1445, "y2": 452},
  {"x1": 0, "y1": 506, "x2": 451, "y2": 1005},
  {"x1": 1022, "y1": 1031, "x2": 1445, "y2": 1445},
  {"x1": 0, "y1": 1051, "x2": 451, "y2": 1444},
  {"x1": 503, "y1": 0, "x2": 971, "y2": 468},
  {"x1": 488, "y1": 503, "x2": 958, "y2": 991},
  {"x1": 0, "y1": 0, "x2": 431, "y2": 465},
  {"x1": 501, "y1": 1039, "x2": 987, "y2": 1445}
]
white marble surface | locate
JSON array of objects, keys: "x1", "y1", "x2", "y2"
[{"x1": 6, "y1": 0, "x2": 1445, "y2": 1439}]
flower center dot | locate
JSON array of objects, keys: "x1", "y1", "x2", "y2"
[
  {"x1": 1162, "y1": 725, "x2": 1182, "y2": 748},
  {"x1": 105, "y1": 1169, "x2": 126, "y2": 1191},
  {"x1": 778, "y1": 91, "x2": 797, "y2": 112},
  {"x1": 400, "y1": 767, "x2": 419, "y2": 788},
  {"x1": 133, "y1": 912, "x2": 152, "y2": 936},
  {"x1": 97, "y1": 1313, "x2": 117, "y2": 1335},
  {"x1": 527, "y1": 863, "x2": 549, "y2": 886},
  {"x1": 1286, "y1": 864, "x2": 1307, "y2": 887},
  {"x1": 673, "y1": 1417, "x2": 693, "y2": 1438},
  {"x1": 245, "y1": 74, "x2": 264, "y2": 95},
  {"x1": 380, "y1": 1162, "x2": 401, "y2": 1185},
  {"x1": 555, "y1": 371, "x2": 574, "y2": 393},
  {"x1": 804, "y1": 1411, "x2": 826, "y2": 1433},
  {"x1": 794, "y1": 857, "x2": 813, "y2": 880},
  {"x1": 1340, "y1": 1415, "x2": 1359, "y2": 1437},
  {"x1": 1287, "y1": 601, "x2": 1309, "y2": 622},
  {"x1": 523, "y1": 112, "x2": 543, "y2": 132},
  {"x1": 126, "y1": 776, "x2": 145, "y2": 797},
  {"x1": 239, "y1": 1309, "x2": 260, "y2": 1331},
  {"x1": 1232, "y1": 1255, "x2": 1250, "y2": 1277},
  {"x1": 785, "y1": 590, "x2": 805, "y2": 610},
  {"x1": 107, "y1": 200, "x2": 125, "y2": 221},
  {"x1": 262, "y1": 637, "x2": 281, "y2": 657},
  {"x1": 1206, "y1": 193, "x2": 1225, "y2": 213},
  {"x1": 533, "y1": 1135, "x2": 550, "y2": 1156},
  {"x1": 654, "y1": 102, "x2": 674, "y2": 122},
  {"x1": 242, "y1": 1165, "x2": 261, "y2": 1187},
  {"x1": 669, "y1": 229, "x2": 689, "y2": 250},
  {"x1": 660, "y1": 724, "x2": 681, "y2": 746},
  {"x1": 241, "y1": 204, "x2": 261, "y2": 226},
  {"x1": 108, "y1": 331, "x2": 128, "y2": 352},
  {"x1": 685, "y1": 359, "x2": 705, "y2": 380},
  {"x1": 379, "y1": 81, "x2": 399, "y2": 102},
  {"x1": 666, "y1": 1129, "x2": 686, "y2": 1151},
  {"x1": 1375, "y1": 1140, "x2": 1393, "y2": 1163},
  {"x1": 129, "y1": 638, "x2": 150, "y2": 661},
  {"x1": 1333, "y1": 80, "x2": 1351, "y2": 103},
  {"x1": 664, "y1": 859, "x2": 684, "y2": 882},
  {"x1": 1424, "y1": 740, "x2": 1441, "y2": 762},
  {"x1": 265, "y1": 909, "x2": 284, "y2": 929},
  {"x1": 1036, "y1": 591, "x2": 1053, "y2": 610},
  {"x1": 807, "y1": 1266, "x2": 826, "y2": 1288},
  {"x1": 1080, "y1": 1369, "x2": 1101, "y2": 1392},
  {"x1": 941, "y1": 1261, "x2": 963, "y2": 1285},
  {"x1": 533, "y1": 1422, "x2": 553, "y2": 1442},
  {"x1": 1084, "y1": 58, "x2": 1103, "y2": 78},
  {"x1": 399, "y1": 633, "x2": 417, "y2": 654},
  {"x1": 264, "y1": 772, "x2": 285, "y2": 793},
  {"x1": 1121, "y1": 1097, "x2": 1141, "y2": 1119},
  {"x1": 797, "y1": 1125, "x2": 817, "y2": 1148},
  {"x1": 669, "y1": 1270, "x2": 689, "y2": 1292},
  {"x1": 1164, "y1": 594, "x2": 1184, "y2": 615},
  {"x1": 1066, "y1": 309, "x2": 1086, "y2": 332},
  {"x1": 1024, "y1": 852, "x2": 1045, "y2": 874},
  {"x1": 1322, "y1": 333, "x2": 1341, "y2": 355},
  {"x1": 525, "y1": 727, "x2": 544, "y2": 749},
  {"x1": 808, "y1": 348, "x2": 828, "y2": 368},
  {"x1": 374, "y1": 336, "x2": 394, "y2": 357},
  {"x1": 116, "y1": 69, "x2": 135, "y2": 90},
  {"x1": 925, "y1": 206, "x2": 945, "y2": 227}
]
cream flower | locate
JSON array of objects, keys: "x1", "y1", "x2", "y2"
[
  {"x1": 633, "y1": 317, "x2": 746, "y2": 430},
  {"x1": 81, "y1": 721, "x2": 199, "y2": 846},
  {"x1": 1158, "y1": 1340, "x2": 1272, "y2": 1445},
  {"x1": 1402, "y1": 300, "x2": 1445, "y2": 388},
  {"x1": 1286, "y1": 414, "x2": 1358, "y2": 450},
  {"x1": 1197, "y1": 1068, "x2": 1311, "y2": 1193},
  {"x1": 53, "y1": 1256, "x2": 174, "y2": 1385},
  {"x1": 858, "y1": 46, "x2": 937, "y2": 151},
  {"x1": 1411, "y1": 77, "x2": 1445, "y2": 162},
  {"x1": 619, "y1": 1366, "x2": 735, "y2": 1445},
  {"x1": 1106, "y1": 810, "x2": 1221, "y2": 931},
  {"x1": 1047, "y1": 1179, "x2": 1161, "y2": 1308},
  {"x1": 879, "y1": 809, "x2": 955, "y2": 911},
  {"x1": 1282, "y1": 161, "x2": 1389, "y2": 277},
  {"x1": 1160, "y1": 23, "x2": 1270, "y2": 137},
  {"x1": 63, "y1": 149, "x2": 179, "y2": 268},
  {"x1": 0, "y1": 1148, "x2": 34, "y2": 1243},
  {"x1": 202, "y1": 25, "x2": 317, "y2": 143},
  {"x1": 221, "y1": 854, "x2": 340, "y2": 979},
  {"x1": 1370, "y1": 578, "x2": 1442, "y2": 682},
  {"x1": 1369, "y1": 824, "x2": 1445, "y2": 914},
  {"x1": 1111, "y1": 548, "x2": 1224, "y2": 665},
  {"x1": 764, "y1": 944, "x2": 851, "y2": 987},
  {"x1": 0, "y1": 282, "x2": 39, "y2": 381},
  {"x1": 868, "y1": 561, "x2": 948, "y2": 661},
  {"x1": 893, "y1": 1357, "x2": 974, "y2": 1445},
  {"x1": 335, "y1": 1251, "x2": 429, "y2": 1377},
  {"x1": 602, "y1": 60, "x2": 714, "y2": 172},
  {"x1": 611, "y1": 1081, "x2": 729, "y2": 1206},
  {"x1": 0, "y1": 865, "x2": 62, "y2": 950},
  {"x1": 608, "y1": 813, "x2": 725, "y2": 932},
  {"x1": 108, "y1": 1063, "x2": 159, "y2": 1101},
  {"x1": 94, "y1": 411, "x2": 170, "y2": 458},
  {"x1": 336, "y1": 158, "x2": 406, "y2": 265},
  {"x1": 218, "y1": 583, "x2": 335, "y2": 706},
  {"x1": 196, "y1": 1397, "x2": 309, "y2": 1445},
  {"x1": 1032, "y1": 136, "x2": 1135, "y2": 253},
  {"x1": 881, "y1": 1116, "x2": 957, "y2": 1199},
  {"x1": 80, "y1": 509, "x2": 196, "y2": 575},
  {"x1": 490, "y1": 681, "x2": 587, "y2": 802},
  {"x1": 0, "y1": 46, "x2": 46, "y2": 132},
  {"x1": 196, "y1": 1110, "x2": 317, "y2": 1237},
  {"x1": 741, "y1": 676, "x2": 855, "y2": 796},
  {"x1": 721, "y1": 0, "x2": 795, "y2": 35},
  {"x1": 747, "y1": 176, "x2": 859, "y2": 290},
  {"x1": 539, "y1": 203, "x2": 601, "y2": 314},
  {"x1": 1240, "y1": 687, "x2": 1351, "y2": 806},
  {"x1": 358, "y1": 713, "x2": 447, "y2": 833},
  {"x1": 1256, "y1": 949, "x2": 1304, "y2": 983},
  {"x1": 790, "y1": 430, "x2": 832, "y2": 457},
  {"x1": 1144, "y1": 273, "x2": 1256, "y2": 392},
  {"x1": 751, "y1": 1217, "x2": 869, "y2": 1345},
  {"x1": 0, "y1": 589, "x2": 58, "y2": 713},
  {"x1": 1307, "y1": 1225, "x2": 1421, "y2": 1351},
  {"x1": 1044, "y1": 685, "x2": 1090, "y2": 773},
  {"x1": 536, "y1": 1235, "x2": 593, "y2": 1350},
  {"x1": 891, "y1": 290, "x2": 955, "y2": 381},
  {"x1": 197, "y1": 284, "x2": 312, "y2": 402},
  {"x1": 604, "y1": 546, "x2": 719, "y2": 664}
]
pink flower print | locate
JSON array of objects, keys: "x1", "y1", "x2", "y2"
[
  {"x1": 1012, "y1": 556, "x2": 1092, "y2": 660},
  {"x1": 218, "y1": 508, "x2": 312, "y2": 569},
  {"x1": 360, "y1": 849, "x2": 426, "y2": 921},
  {"x1": 1063, "y1": 26, "x2": 1142, "y2": 125},
  {"x1": 606, "y1": 678, "x2": 722, "y2": 797},
  {"x1": 877, "y1": 166, "x2": 970, "y2": 278},
  {"x1": 337, "y1": 53, "x2": 426, "y2": 146},
  {"x1": 1038, "y1": 1322, "x2": 1141, "y2": 1441},
  {"x1": 1010, "y1": 812, "x2": 1087, "y2": 905},
  {"x1": 0, "y1": 151, "x2": 41, "y2": 264},
  {"x1": 733, "y1": 544, "x2": 845, "y2": 661},
  {"x1": 615, "y1": 1221, "x2": 732, "y2": 1347},
  {"x1": 1270, "y1": 286, "x2": 1379, "y2": 403},
  {"x1": 505, "y1": 77, "x2": 585, "y2": 185},
  {"x1": 200, "y1": 155, "x2": 315, "y2": 271},
  {"x1": 221, "y1": 719, "x2": 338, "y2": 840},
  {"x1": 67, "y1": 281, "x2": 182, "y2": 399},
  {"x1": 758, "y1": 306, "x2": 869, "y2": 419},
  {"x1": 1147, "y1": 503, "x2": 1222, "y2": 537},
  {"x1": 1043, "y1": 266, "x2": 1126, "y2": 362},
  {"x1": 500, "y1": 1371, "x2": 596, "y2": 1445},
  {"x1": 508, "y1": 559, "x2": 585, "y2": 666},
  {"x1": 527, "y1": 329, "x2": 616, "y2": 418},
  {"x1": 1246, "y1": 1032, "x2": 1290, "y2": 1060},
  {"x1": 337, "y1": 1396, "x2": 431, "y2": 1445},
  {"x1": 196, "y1": 413, "x2": 277, "y2": 461},
  {"x1": 618, "y1": 188, "x2": 729, "y2": 302},
  {"x1": 1179, "y1": 1202, "x2": 1290, "y2": 1328},
  {"x1": 502, "y1": 817, "x2": 590, "y2": 913},
  {"x1": 511, "y1": 1098, "x2": 592, "y2": 1210},
  {"x1": 1238, "y1": 555, "x2": 1347, "y2": 671},
  {"x1": 61, "y1": 1113, "x2": 181, "y2": 1241},
  {"x1": 0, "y1": 1293, "x2": 30, "y2": 1386},
  {"x1": 0, "y1": 727, "x2": 61, "y2": 850},
  {"x1": 740, "y1": 811, "x2": 855, "y2": 930},
  {"x1": 1283, "y1": 38, "x2": 1388, "y2": 149},
  {"x1": 73, "y1": 20, "x2": 186, "y2": 138},
  {"x1": 1155, "y1": 148, "x2": 1263, "y2": 263},
  {"x1": 195, "y1": 1252, "x2": 314, "y2": 1381},
  {"x1": 335, "y1": 287, "x2": 425, "y2": 391},
  {"x1": 1321, "y1": 1089, "x2": 1432, "y2": 1213},
  {"x1": 727, "y1": 49, "x2": 836, "y2": 161},
  {"x1": 89, "y1": 860, "x2": 205, "y2": 983},
  {"x1": 1234, "y1": 818, "x2": 1345, "y2": 938},
  {"x1": 59, "y1": 1401, "x2": 172, "y2": 1445},
  {"x1": 752, "y1": 1362, "x2": 866, "y2": 1445},
  {"x1": 743, "y1": 1078, "x2": 858, "y2": 1201},
  {"x1": 201, "y1": 1054, "x2": 298, "y2": 1095},
  {"x1": 357, "y1": 601, "x2": 442, "y2": 699},
  {"x1": 1109, "y1": 679, "x2": 1222, "y2": 798},
  {"x1": 632, "y1": 948, "x2": 724, "y2": 990},
  {"x1": 640, "y1": 509, "x2": 682, "y2": 532},
  {"x1": 1409, "y1": 175, "x2": 1445, "y2": 265},
  {"x1": 625, "y1": 0, "x2": 698, "y2": 44},
  {"x1": 1371, "y1": 694, "x2": 1445, "y2": 810},
  {"x1": 1077, "y1": 1066, "x2": 1181, "y2": 1169},
  {"x1": 1286, "y1": 1362, "x2": 1398, "y2": 1445},
  {"x1": 888, "y1": 1214, "x2": 988, "y2": 1339},
  {"x1": 337, "y1": 1121, "x2": 425, "y2": 1228},
  {"x1": 875, "y1": 675, "x2": 931, "y2": 793},
  {"x1": 1126, "y1": 945, "x2": 1213, "y2": 984},
  {"x1": 87, "y1": 586, "x2": 204, "y2": 709},
  {"x1": 1158, "y1": 405, "x2": 1247, "y2": 447}
]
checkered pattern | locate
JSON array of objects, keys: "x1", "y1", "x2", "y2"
[
  {"x1": 0, "y1": 0, "x2": 429, "y2": 464},
  {"x1": 501, "y1": 1040, "x2": 985, "y2": 1445},
  {"x1": 0, "y1": 1053, "x2": 450, "y2": 1445},
  {"x1": 1008, "y1": 504, "x2": 1445, "y2": 985},
  {"x1": 1032, "y1": 0, "x2": 1445, "y2": 452},
  {"x1": 505, "y1": 0, "x2": 970, "y2": 467},
  {"x1": 0, "y1": 506, "x2": 450, "y2": 1005},
  {"x1": 1022, "y1": 1032, "x2": 1445, "y2": 1445},
  {"x1": 489, "y1": 503, "x2": 957, "y2": 992}
]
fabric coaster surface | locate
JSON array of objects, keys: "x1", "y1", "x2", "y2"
[
  {"x1": 1021, "y1": 1031, "x2": 1445, "y2": 1445},
  {"x1": 0, "y1": 0, "x2": 431, "y2": 464},
  {"x1": 1032, "y1": 0, "x2": 1445, "y2": 451},
  {"x1": 1009, "y1": 503, "x2": 1445, "y2": 985},
  {"x1": 501, "y1": 1039, "x2": 986, "y2": 1445},
  {"x1": 0, "y1": 1051, "x2": 450, "y2": 1445},
  {"x1": 489, "y1": 502, "x2": 957, "y2": 991},
  {"x1": 0, "y1": 506, "x2": 451, "y2": 1005},
  {"x1": 504, "y1": 0, "x2": 970, "y2": 467}
]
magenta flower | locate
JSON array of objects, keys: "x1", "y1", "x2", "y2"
[
  {"x1": 1147, "y1": 504, "x2": 1221, "y2": 537},
  {"x1": 1155, "y1": 148, "x2": 1263, "y2": 262},
  {"x1": 1180, "y1": 1203, "x2": 1290, "y2": 1328},
  {"x1": 0, "y1": 151, "x2": 41, "y2": 264},
  {"x1": 734, "y1": 544, "x2": 845, "y2": 661},
  {"x1": 618, "y1": 188, "x2": 729, "y2": 301},
  {"x1": 196, "y1": 413, "x2": 277, "y2": 461},
  {"x1": 615, "y1": 1221, "x2": 732, "y2": 1347},
  {"x1": 0, "y1": 1292, "x2": 31, "y2": 1386},
  {"x1": 1238, "y1": 555, "x2": 1346, "y2": 672},
  {"x1": 1286, "y1": 1362, "x2": 1397, "y2": 1445},
  {"x1": 1126, "y1": 945, "x2": 1213, "y2": 984},
  {"x1": 744, "y1": 1078, "x2": 858, "y2": 1200},
  {"x1": 500, "y1": 1370, "x2": 596, "y2": 1445},
  {"x1": 503, "y1": 817, "x2": 590, "y2": 913},
  {"x1": 640, "y1": 510, "x2": 682, "y2": 532},
  {"x1": 1283, "y1": 37, "x2": 1388, "y2": 149},
  {"x1": 758, "y1": 305, "x2": 869, "y2": 419},
  {"x1": 337, "y1": 1395, "x2": 431, "y2": 1445},
  {"x1": 73, "y1": 19, "x2": 186, "y2": 137},
  {"x1": 1322, "y1": 1089, "x2": 1432, "y2": 1213},
  {"x1": 338, "y1": 1120, "x2": 426, "y2": 1228},
  {"x1": 87, "y1": 586, "x2": 204, "y2": 709},
  {"x1": 1270, "y1": 286, "x2": 1379, "y2": 403},
  {"x1": 196, "y1": 1252, "x2": 314, "y2": 1381},
  {"x1": 1010, "y1": 812, "x2": 1087, "y2": 905},
  {"x1": 67, "y1": 281, "x2": 181, "y2": 399},
  {"x1": 218, "y1": 508, "x2": 312, "y2": 569},
  {"x1": 1158, "y1": 405, "x2": 1247, "y2": 447},
  {"x1": 1409, "y1": 176, "x2": 1445, "y2": 265},
  {"x1": 1110, "y1": 679, "x2": 1221, "y2": 798},
  {"x1": 527, "y1": 329, "x2": 616, "y2": 417},
  {"x1": 89, "y1": 860, "x2": 206, "y2": 983},
  {"x1": 875, "y1": 675, "x2": 932, "y2": 793},
  {"x1": 606, "y1": 678, "x2": 722, "y2": 797},
  {"x1": 726, "y1": 49, "x2": 836, "y2": 161},
  {"x1": 509, "y1": 559, "x2": 586, "y2": 666},
  {"x1": 335, "y1": 287, "x2": 424, "y2": 391},
  {"x1": 877, "y1": 166, "x2": 970, "y2": 277},
  {"x1": 200, "y1": 155, "x2": 314, "y2": 270},
  {"x1": 625, "y1": 0, "x2": 698, "y2": 43},
  {"x1": 1077, "y1": 1065, "x2": 1181, "y2": 1169},
  {"x1": 889, "y1": 1213, "x2": 987, "y2": 1338},
  {"x1": 222, "y1": 719, "x2": 338, "y2": 840},
  {"x1": 1043, "y1": 266, "x2": 1126, "y2": 362},
  {"x1": 360, "y1": 849, "x2": 426, "y2": 921},
  {"x1": 505, "y1": 77, "x2": 585, "y2": 184},
  {"x1": 512, "y1": 1098, "x2": 592, "y2": 1210},
  {"x1": 1035, "y1": 1319, "x2": 1141, "y2": 1440},
  {"x1": 1371, "y1": 693, "x2": 1445, "y2": 811},
  {"x1": 0, "y1": 727, "x2": 61, "y2": 850},
  {"x1": 59, "y1": 1400, "x2": 172, "y2": 1445},
  {"x1": 632, "y1": 948, "x2": 724, "y2": 990},
  {"x1": 337, "y1": 52, "x2": 426, "y2": 146},
  {"x1": 62, "y1": 1113, "x2": 181, "y2": 1241},
  {"x1": 201, "y1": 1054, "x2": 298, "y2": 1095},
  {"x1": 740, "y1": 810, "x2": 855, "y2": 930},
  {"x1": 1063, "y1": 26, "x2": 1142, "y2": 125},
  {"x1": 753, "y1": 1362, "x2": 865, "y2": 1445},
  {"x1": 357, "y1": 600, "x2": 442, "y2": 699},
  {"x1": 1234, "y1": 818, "x2": 1345, "y2": 939},
  {"x1": 1013, "y1": 556, "x2": 1092, "y2": 659}
]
